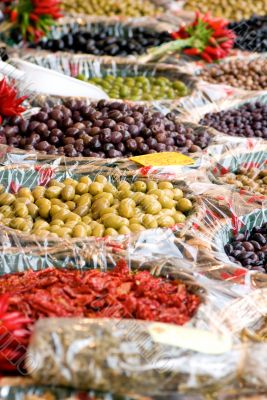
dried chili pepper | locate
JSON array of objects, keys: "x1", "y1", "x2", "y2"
[{"x1": 0, "y1": 261, "x2": 201, "y2": 327}]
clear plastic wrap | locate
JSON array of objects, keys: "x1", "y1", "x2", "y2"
[
  {"x1": 205, "y1": 139, "x2": 267, "y2": 196},
  {"x1": 9, "y1": 58, "x2": 198, "y2": 108},
  {"x1": 26, "y1": 316, "x2": 267, "y2": 397},
  {"x1": 180, "y1": 186, "x2": 267, "y2": 289},
  {"x1": 0, "y1": 161, "x2": 206, "y2": 272}
]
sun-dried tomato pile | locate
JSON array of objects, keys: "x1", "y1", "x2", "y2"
[{"x1": 0, "y1": 260, "x2": 201, "y2": 325}]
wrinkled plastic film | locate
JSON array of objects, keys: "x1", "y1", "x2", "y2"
[
  {"x1": 26, "y1": 317, "x2": 267, "y2": 397},
  {"x1": 0, "y1": 161, "x2": 207, "y2": 272}
]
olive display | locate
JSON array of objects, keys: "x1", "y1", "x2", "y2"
[
  {"x1": 225, "y1": 223, "x2": 267, "y2": 272},
  {"x1": 228, "y1": 15, "x2": 267, "y2": 53},
  {"x1": 1, "y1": 100, "x2": 211, "y2": 157},
  {"x1": 184, "y1": 0, "x2": 266, "y2": 21},
  {"x1": 199, "y1": 102, "x2": 267, "y2": 138},
  {"x1": 61, "y1": 0, "x2": 163, "y2": 17},
  {"x1": 0, "y1": 176, "x2": 193, "y2": 238},
  {"x1": 78, "y1": 75, "x2": 189, "y2": 101},
  {"x1": 30, "y1": 26, "x2": 172, "y2": 57},
  {"x1": 218, "y1": 167, "x2": 267, "y2": 195},
  {"x1": 199, "y1": 58, "x2": 267, "y2": 91}
]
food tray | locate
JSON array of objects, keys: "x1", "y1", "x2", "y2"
[{"x1": 0, "y1": 163, "x2": 201, "y2": 251}]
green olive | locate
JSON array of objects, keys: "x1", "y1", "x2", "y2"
[
  {"x1": 45, "y1": 186, "x2": 62, "y2": 199},
  {"x1": 104, "y1": 228, "x2": 118, "y2": 236},
  {"x1": 118, "y1": 181, "x2": 131, "y2": 191},
  {"x1": 72, "y1": 224, "x2": 87, "y2": 238},
  {"x1": 103, "y1": 183, "x2": 117, "y2": 195},
  {"x1": 101, "y1": 213, "x2": 123, "y2": 229},
  {"x1": 32, "y1": 186, "x2": 46, "y2": 201},
  {"x1": 14, "y1": 203, "x2": 28, "y2": 218},
  {"x1": 53, "y1": 208, "x2": 71, "y2": 221},
  {"x1": 48, "y1": 179, "x2": 65, "y2": 188},
  {"x1": 95, "y1": 175, "x2": 108, "y2": 185},
  {"x1": 92, "y1": 224, "x2": 105, "y2": 237},
  {"x1": 132, "y1": 192, "x2": 146, "y2": 204},
  {"x1": 82, "y1": 215, "x2": 93, "y2": 224},
  {"x1": 130, "y1": 223, "x2": 146, "y2": 233},
  {"x1": 75, "y1": 182, "x2": 89, "y2": 195},
  {"x1": 79, "y1": 176, "x2": 92, "y2": 185},
  {"x1": 89, "y1": 182, "x2": 104, "y2": 195},
  {"x1": 17, "y1": 187, "x2": 33, "y2": 200},
  {"x1": 173, "y1": 188, "x2": 184, "y2": 200},
  {"x1": 50, "y1": 219, "x2": 65, "y2": 227},
  {"x1": 142, "y1": 214, "x2": 158, "y2": 229},
  {"x1": 158, "y1": 195, "x2": 175, "y2": 209},
  {"x1": 63, "y1": 178, "x2": 77, "y2": 187},
  {"x1": 0, "y1": 193, "x2": 15, "y2": 206},
  {"x1": 73, "y1": 205, "x2": 89, "y2": 217},
  {"x1": 66, "y1": 201, "x2": 76, "y2": 211},
  {"x1": 76, "y1": 193, "x2": 92, "y2": 207},
  {"x1": 173, "y1": 212, "x2": 186, "y2": 223},
  {"x1": 132, "y1": 181, "x2": 147, "y2": 192},
  {"x1": 141, "y1": 197, "x2": 162, "y2": 215},
  {"x1": 61, "y1": 185, "x2": 75, "y2": 201},
  {"x1": 9, "y1": 217, "x2": 27, "y2": 231},
  {"x1": 93, "y1": 192, "x2": 113, "y2": 205},
  {"x1": 118, "y1": 226, "x2": 131, "y2": 234},
  {"x1": 158, "y1": 182, "x2": 173, "y2": 190},
  {"x1": 176, "y1": 198, "x2": 193, "y2": 212},
  {"x1": 0, "y1": 205, "x2": 13, "y2": 217},
  {"x1": 157, "y1": 215, "x2": 175, "y2": 228},
  {"x1": 146, "y1": 181, "x2": 158, "y2": 191}
]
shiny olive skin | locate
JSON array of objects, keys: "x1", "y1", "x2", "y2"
[{"x1": 0, "y1": 177, "x2": 193, "y2": 238}]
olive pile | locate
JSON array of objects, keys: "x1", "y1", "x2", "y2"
[
  {"x1": 219, "y1": 167, "x2": 267, "y2": 195},
  {"x1": 184, "y1": 0, "x2": 266, "y2": 21},
  {"x1": 199, "y1": 102, "x2": 267, "y2": 138},
  {"x1": 228, "y1": 15, "x2": 267, "y2": 53},
  {"x1": 2, "y1": 100, "x2": 211, "y2": 157},
  {"x1": 78, "y1": 75, "x2": 189, "y2": 101},
  {"x1": 0, "y1": 176, "x2": 193, "y2": 238},
  {"x1": 61, "y1": 0, "x2": 163, "y2": 17},
  {"x1": 199, "y1": 58, "x2": 267, "y2": 91},
  {"x1": 225, "y1": 224, "x2": 267, "y2": 272},
  {"x1": 31, "y1": 26, "x2": 172, "y2": 57}
]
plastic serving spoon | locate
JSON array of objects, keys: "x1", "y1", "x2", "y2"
[{"x1": 0, "y1": 59, "x2": 109, "y2": 99}]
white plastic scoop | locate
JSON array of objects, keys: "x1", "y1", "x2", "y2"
[{"x1": 0, "y1": 59, "x2": 109, "y2": 99}]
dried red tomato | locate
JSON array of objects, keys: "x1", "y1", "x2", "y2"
[{"x1": 0, "y1": 261, "x2": 201, "y2": 325}]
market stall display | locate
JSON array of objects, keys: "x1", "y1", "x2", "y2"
[
  {"x1": 228, "y1": 15, "x2": 267, "y2": 53},
  {"x1": 198, "y1": 57, "x2": 267, "y2": 91},
  {"x1": 1, "y1": 100, "x2": 211, "y2": 157},
  {"x1": 30, "y1": 24, "x2": 173, "y2": 57},
  {"x1": 0, "y1": 0, "x2": 267, "y2": 398},
  {"x1": 183, "y1": 0, "x2": 266, "y2": 20},
  {"x1": 199, "y1": 101, "x2": 267, "y2": 138},
  {"x1": 0, "y1": 173, "x2": 194, "y2": 238}
]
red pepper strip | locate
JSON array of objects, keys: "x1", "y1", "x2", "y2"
[{"x1": 29, "y1": 13, "x2": 39, "y2": 21}]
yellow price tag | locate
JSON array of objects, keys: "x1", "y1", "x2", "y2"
[{"x1": 130, "y1": 152, "x2": 195, "y2": 167}]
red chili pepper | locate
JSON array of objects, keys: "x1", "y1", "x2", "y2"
[
  {"x1": 201, "y1": 51, "x2": 213, "y2": 63},
  {"x1": 183, "y1": 47, "x2": 200, "y2": 56},
  {"x1": 10, "y1": 9, "x2": 18, "y2": 22}
]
